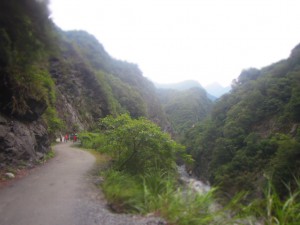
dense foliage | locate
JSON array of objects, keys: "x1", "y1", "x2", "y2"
[
  {"x1": 79, "y1": 115, "x2": 228, "y2": 224},
  {"x1": 184, "y1": 45, "x2": 300, "y2": 199},
  {"x1": 80, "y1": 115, "x2": 300, "y2": 224}
]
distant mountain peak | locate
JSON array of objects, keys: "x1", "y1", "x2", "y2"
[
  {"x1": 205, "y1": 82, "x2": 231, "y2": 98},
  {"x1": 154, "y1": 80, "x2": 203, "y2": 91}
]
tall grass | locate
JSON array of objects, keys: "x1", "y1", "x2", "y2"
[
  {"x1": 101, "y1": 170, "x2": 144, "y2": 213},
  {"x1": 80, "y1": 130, "x2": 300, "y2": 224},
  {"x1": 102, "y1": 169, "x2": 231, "y2": 225},
  {"x1": 249, "y1": 179, "x2": 300, "y2": 225},
  {"x1": 101, "y1": 168, "x2": 300, "y2": 225}
]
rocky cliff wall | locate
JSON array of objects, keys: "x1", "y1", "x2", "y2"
[{"x1": 0, "y1": 113, "x2": 49, "y2": 169}]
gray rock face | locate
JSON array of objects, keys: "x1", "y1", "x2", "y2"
[{"x1": 0, "y1": 113, "x2": 49, "y2": 166}]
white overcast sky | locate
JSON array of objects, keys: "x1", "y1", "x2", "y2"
[{"x1": 49, "y1": 0, "x2": 300, "y2": 87}]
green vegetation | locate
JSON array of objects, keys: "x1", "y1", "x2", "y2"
[
  {"x1": 184, "y1": 45, "x2": 300, "y2": 200},
  {"x1": 2, "y1": 0, "x2": 300, "y2": 223},
  {"x1": 43, "y1": 107, "x2": 65, "y2": 137},
  {"x1": 80, "y1": 114, "x2": 300, "y2": 224},
  {"x1": 79, "y1": 115, "x2": 225, "y2": 224},
  {"x1": 101, "y1": 170, "x2": 220, "y2": 224},
  {"x1": 81, "y1": 114, "x2": 188, "y2": 174},
  {"x1": 42, "y1": 149, "x2": 55, "y2": 162},
  {"x1": 248, "y1": 180, "x2": 300, "y2": 225},
  {"x1": 62, "y1": 30, "x2": 168, "y2": 124},
  {"x1": 157, "y1": 87, "x2": 212, "y2": 140}
]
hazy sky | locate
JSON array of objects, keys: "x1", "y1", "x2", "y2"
[{"x1": 49, "y1": 0, "x2": 300, "y2": 86}]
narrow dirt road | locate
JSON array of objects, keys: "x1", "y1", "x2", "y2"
[{"x1": 0, "y1": 143, "x2": 164, "y2": 225}]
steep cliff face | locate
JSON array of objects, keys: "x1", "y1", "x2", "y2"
[
  {"x1": 49, "y1": 49, "x2": 111, "y2": 130},
  {"x1": 0, "y1": 0, "x2": 54, "y2": 167}
]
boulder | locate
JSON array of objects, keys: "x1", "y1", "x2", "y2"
[{"x1": 5, "y1": 172, "x2": 15, "y2": 179}]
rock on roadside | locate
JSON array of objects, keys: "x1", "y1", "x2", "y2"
[{"x1": 4, "y1": 172, "x2": 15, "y2": 179}]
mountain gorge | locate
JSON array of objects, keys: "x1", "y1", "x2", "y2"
[{"x1": 1, "y1": 0, "x2": 300, "y2": 210}]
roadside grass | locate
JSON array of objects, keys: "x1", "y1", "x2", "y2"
[
  {"x1": 101, "y1": 170, "x2": 300, "y2": 225},
  {"x1": 41, "y1": 148, "x2": 55, "y2": 162},
  {"x1": 77, "y1": 124, "x2": 300, "y2": 225},
  {"x1": 101, "y1": 169, "x2": 227, "y2": 225},
  {"x1": 78, "y1": 147, "x2": 300, "y2": 225}
]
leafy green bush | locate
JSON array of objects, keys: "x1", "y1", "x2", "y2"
[{"x1": 99, "y1": 114, "x2": 187, "y2": 174}]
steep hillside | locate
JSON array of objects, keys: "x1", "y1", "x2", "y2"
[
  {"x1": 184, "y1": 45, "x2": 300, "y2": 198},
  {"x1": 0, "y1": 0, "x2": 168, "y2": 168},
  {"x1": 157, "y1": 87, "x2": 212, "y2": 139},
  {"x1": 61, "y1": 31, "x2": 168, "y2": 125},
  {"x1": 49, "y1": 30, "x2": 168, "y2": 131}
]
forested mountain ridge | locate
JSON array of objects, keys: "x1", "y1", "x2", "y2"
[
  {"x1": 0, "y1": 0, "x2": 169, "y2": 167},
  {"x1": 184, "y1": 44, "x2": 300, "y2": 198},
  {"x1": 155, "y1": 80, "x2": 217, "y2": 100}
]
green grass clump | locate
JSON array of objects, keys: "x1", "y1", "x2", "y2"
[
  {"x1": 156, "y1": 189, "x2": 217, "y2": 225},
  {"x1": 101, "y1": 169, "x2": 222, "y2": 225},
  {"x1": 101, "y1": 170, "x2": 300, "y2": 225},
  {"x1": 248, "y1": 179, "x2": 300, "y2": 225},
  {"x1": 101, "y1": 170, "x2": 143, "y2": 212}
]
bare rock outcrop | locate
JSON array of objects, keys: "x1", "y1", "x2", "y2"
[{"x1": 0, "y1": 113, "x2": 49, "y2": 168}]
